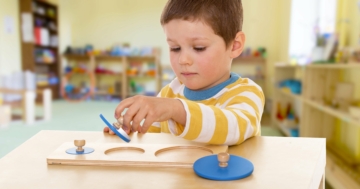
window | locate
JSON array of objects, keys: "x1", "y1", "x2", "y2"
[{"x1": 288, "y1": 0, "x2": 337, "y2": 65}]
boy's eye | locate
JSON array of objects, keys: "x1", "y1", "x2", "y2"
[
  {"x1": 170, "y1": 47, "x2": 181, "y2": 52},
  {"x1": 194, "y1": 47, "x2": 206, "y2": 52}
]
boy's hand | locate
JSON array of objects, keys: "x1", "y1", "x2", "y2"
[
  {"x1": 114, "y1": 95, "x2": 186, "y2": 134},
  {"x1": 103, "y1": 127, "x2": 115, "y2": 135},
  {"x1": 103, "y1": 120, "x2": 133, "y2": 135}
]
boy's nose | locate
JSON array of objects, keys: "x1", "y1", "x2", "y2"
[{"x1": 178, "y1": 52, "x2": 193, "y2": 65}]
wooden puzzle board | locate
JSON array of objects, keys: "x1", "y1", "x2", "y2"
[{"x1": 47, "y1": 142, "x2": 228, "y2": 168}]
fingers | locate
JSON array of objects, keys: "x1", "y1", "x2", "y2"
[
  {"x1": 131, "y1": 108, "x2": 148, "y2": 133},
  {"x1": 122, "y1": 106, "x2": 141, "y2": 133},
  {"x1": 114, "y1": 97, "x2": 135, "y2": 119},
  {"x1": 103, "y1": 127, "x2": 115, "y2": 135},
  {"x1": 103, "y1": 127, "x2": 109, "y2": 132},
  {"x1": 141, "y1": 116, "x2": 156, "y2": 133},
  {"x1": 122, "y1": 124, "x2": 131, "y2": 135}
]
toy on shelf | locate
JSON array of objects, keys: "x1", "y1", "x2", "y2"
[
  {"x1": 36, "y1": 72, "x2": 59, "y2": 87},
  {"x1": 35, "y1": 48, "x2": 56, "y2": 64},
  {"x1": 127, "y1": 62, "x2": 156, "y2": 77},
  {"x1": 276, "y1": 102, "x2": 284, "y2": 121},
  {"x1": 64, "y1": 44, "x2": 159, "y2": 57},
  {"x1": 239, "y1": 47, "x2": 267, "y2": 58},
  {"x1": 95, "y1": 65, "x2": 116, "y2": 75},
  {"x1": 61, "y1": 71, "x2": 95, "y2": 102},
  {"x1": 278, "y1": 79, "x2": 302, "y2": 95},
  {"x1": 276, "y1": 102, "x2": 299, "y2": 137}
]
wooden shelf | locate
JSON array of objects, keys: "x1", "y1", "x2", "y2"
[
  {"x1": 128, "y1": 75, "x2": 156, "y2": 79},
  {"x1": 95, "y1": 55, "x2": 124, "y2": 61},
  {"x1": 128, "y1": 56, "x2": 156, "y2": 62},
  {"x1": 20, "y1": 0, "x2": 60, "y2": 99},
  {"x1": 36, "y1": 62, "x2": 56, "y2": 65},
  {"x1": 94, "y1": 91, "x2": 116, "y2": 96},
  {"x1": 275, "y1": 63, "x2": 360, "y2": 69},
  {"x1": 326, "y1": 150, "x2": 360, "y2": 189},
  {"x1": 275, "y1": 120, "x2": 292, "y2": 137},
  {"x1": 63, "y1": 54, "x2": 160, "y2": 100},
  {"x1": 232, "y1": 57, "x2": 266, "y2": 64},
  {"x1": 275, "y1": 64, "x2": 302, "y2": 68},
  {"x1": 279, "y1": 89, "x2": 302, "y2": 100},
  {"x1": 33, "y1": 0, "x2": 57, "y2": 8},
  {"x1": 307, "y1": 63, "x2": 360, "y2": 69},
  {"x1": 274, "y1": 60, "x2": 360, "y2": 187},
  {"x1": 303, "y1": 99, "x2": 360, "y2": 126},
  {"x1": 96, "y1": 55, "x2": 156, "y2": 62},
  {"x1": 35, "y1": 45, "x2": 58, "y2": 50},
  {"x1": 327, "y1": 141, "x2": 360, "y2": 166},
  {"x1": 63, "y1": 54, "x2": 91, "y2": 61},
  {"x1": 33, "y1": 12, "x2": 56, "y2": 20},
  {"x1": 95, "y1": 73, "x2": 122, "y2": 76},
  {"x1": 64, "y1": 54, "x2": 157, "y2": 63}
]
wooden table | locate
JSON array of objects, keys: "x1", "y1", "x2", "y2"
[{"x1": 0, "y1": 131, "x2": 326, "y2": 189}]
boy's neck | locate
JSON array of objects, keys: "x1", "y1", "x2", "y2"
[{"x1": 184, "y1": 72, "x2": 239, "y2": 101}]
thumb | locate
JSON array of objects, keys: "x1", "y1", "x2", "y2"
[{"x1": 122, "y1": 125, "x2": 131, "y2": 135}]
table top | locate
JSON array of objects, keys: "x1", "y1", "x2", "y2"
[{"x1": 0, "y1": 130, "x2": 326, "y2": 189}]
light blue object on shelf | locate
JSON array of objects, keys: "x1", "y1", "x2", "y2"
[
  {"x1": 290, "y1": 128, "x2": 299, "y2": 137},
  {"x1": 278, "y1": 79, "x2": 302, "y2": 94}
]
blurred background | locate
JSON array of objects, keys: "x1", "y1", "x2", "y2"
[{"x1": 0, "y1": 0, "x2": 359, "y2": 188}]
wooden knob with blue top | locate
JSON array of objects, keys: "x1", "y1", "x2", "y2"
[
  {"x1": 193, "y1": 152, "x2": 254, "y2": 181},
  {"x1": 66, "y1": 139, "x2": 94, "y2": 155},
  {"x1": 100, "y1": 114, "x2": 131, "y2": 143},
  {"x1": 217, "y1": 152, "x2": 229, "y2": 167},
  {"x1": 74, "y1": 140, "x2": 85, "y2": 152}
]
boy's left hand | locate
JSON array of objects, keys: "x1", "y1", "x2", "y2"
[{"x1": 114, "y1": 95, "x2": 185, "y2": 134}]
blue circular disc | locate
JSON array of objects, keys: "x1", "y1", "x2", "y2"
[
  {"x1": 99, "y1": 114, "x2": 130, "y2": 143},
  {"x1": 66, "y1": 147, "x2": 94, "y2": 155},
  {"x1": 193, "y1": 154, "x2": 254, "y2": 181}
]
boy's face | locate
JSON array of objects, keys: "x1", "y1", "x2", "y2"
[{"x1": 163, "y1": 19, "x2": 233, "y2": 90}]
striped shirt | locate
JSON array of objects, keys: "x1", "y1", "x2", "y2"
[{"x1": 148, "y1": 72, "x2": 265, "y2": 146}]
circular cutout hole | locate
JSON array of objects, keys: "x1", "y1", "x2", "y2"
[
  {"x1": 105, "y1": 147, "x2": 145, "y2": 157},
  {"x1": 155, "y1": 146, "x2": 213, "y2": 162}
]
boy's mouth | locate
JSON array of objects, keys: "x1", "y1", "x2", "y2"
[{"x1": 181, "y1": 72, "x2": 197, "y2": 76}]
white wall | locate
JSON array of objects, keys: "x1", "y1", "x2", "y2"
[{"x1": 0, "y1": 0, "x2": 21, "y2": 75}]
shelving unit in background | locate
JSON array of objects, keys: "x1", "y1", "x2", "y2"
[
  {"x1": 19, "y1": 0, "x2": 60, "y2": 99},
  {"x1": 272, "y1": 64, "x2": 303, "y2": 137},
  {"x1": 273, "y1": 63, "x2": 360, "y2": 189},
  {"x1": 62, "y1": 54, "x2": 160, "y2": 100},
  {"x1": 160, "y1": 65, "x2": 175, "y2": 88},
  {"x1": 231, "y1": 57, "x2": 266, "y2": 90}
]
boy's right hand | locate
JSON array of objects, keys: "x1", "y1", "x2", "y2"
[
  {"x1": 103, "y1": 127, "x2": 115, "y2": 135},
  {"x1": 103, "y1": 124, "x2": 135, "y2": 135}
]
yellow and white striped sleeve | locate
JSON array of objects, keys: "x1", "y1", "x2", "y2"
[{"x1": 167, "y1": 81, "x2": 265, "y2": 146}]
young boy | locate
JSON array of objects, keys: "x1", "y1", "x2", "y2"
[{"x1": 104, "y1": 0, "x2": 265, "y2": 145}]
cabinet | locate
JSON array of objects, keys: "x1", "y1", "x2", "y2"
[
  {"x1": 63, "y1": 55, "x2": 160, "y2": 100},
  {"x1": 19, "y1": 0, "x2": 60, "y2": 99},
  {"x1": 273, "y1": 63, "x2": 360, "y2": 188}
]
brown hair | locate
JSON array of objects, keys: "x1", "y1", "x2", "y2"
[{"x1": 160, "y1": 0, "x2": 243, "y2": 48}]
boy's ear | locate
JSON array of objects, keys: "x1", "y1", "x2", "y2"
[{"x1": 230, "y1": 31, "x2": 246, "y2": 58}]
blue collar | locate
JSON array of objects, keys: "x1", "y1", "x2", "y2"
[{"x1": 184, "y1": 72, "x2": 239, "y2": 101}]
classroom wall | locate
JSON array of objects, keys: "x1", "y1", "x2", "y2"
[{"x1": 0, "y1": 0, "x2": 21, "y2": 75}]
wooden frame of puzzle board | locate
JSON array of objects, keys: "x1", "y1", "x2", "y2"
[{"x1": 0, "y1": 131, "x2": 326, "y2": 189}]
